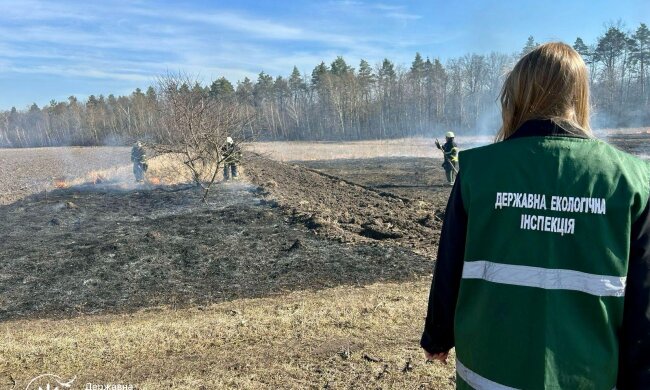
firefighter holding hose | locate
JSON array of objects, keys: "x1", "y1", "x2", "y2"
[
  {"x1": 131, "y1": 141, "x2": 148, "y2": 183},
  {"x1": 435, "y1": 132, "x2": 459, "y2": 185}
]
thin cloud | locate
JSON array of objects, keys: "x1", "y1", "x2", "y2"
[
  {"x1": 180, "y1": 12, "x2": 303, "y2": 40},
  {"x1": 8, "y1": 64, "x2": 151, "y2": 82},
  {"x1": 169, "y1": 9, "x2": 374, "y2": 49},
  {"x1": 373, "y1": 3, "x2": 420, "y2": 20},
  {"x1": 385, "y1": 12, "x2": 422, "y2": 20},
  {"x1": 0, "y1": 0, "x2": 97, "y2": 21},
  {"x1": 373, "y1": 4, "x2": 404, "y2": 12},
  {"x1": 0, "y1": 0, "x2": 459, "y2": 108},
  {"x1": 330, "y1": 0, "x2": 364, "y2": 6}
]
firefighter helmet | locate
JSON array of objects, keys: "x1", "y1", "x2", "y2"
[{"x1": 445, "y1": 131, "x2": 455, "y2": 138}]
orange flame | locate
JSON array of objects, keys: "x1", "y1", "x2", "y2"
[
  {"x1": 148, "y1": 177, "x2": 162, "y2": 185},
  {"x1": 53, "y1": 178, "x2": 70, "y2": 189}
]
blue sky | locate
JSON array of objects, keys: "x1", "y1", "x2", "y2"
[{"x1": 0, "y1": 0, "x2": 648, "y2": 110}]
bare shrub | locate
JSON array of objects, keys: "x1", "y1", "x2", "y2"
[{"x1": 150, "y1": 72, "x2": 253, "y2": 201}]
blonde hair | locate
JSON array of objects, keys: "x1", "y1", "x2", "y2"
[{"x1": 496, "y1": 42, "x2": 591, "y2": 141}]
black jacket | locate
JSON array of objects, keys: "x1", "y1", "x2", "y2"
[
  {"x1": 421, "y1": 119, "x2": 650, "y2": 388},
  {"x1": 131, "y1": 145, "x2": 146, "y2": 163},
  {"x1": 221, "y1": 143, "x2": 242, "y2": 164}
]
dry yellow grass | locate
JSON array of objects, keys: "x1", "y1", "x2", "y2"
[
  {"x1": 144, "y1": 153, "x2": 200, "y2": 185},
  {"x1": 1, "y1": 280, "x2": 455, "y2": 389},
  {"x1": 145, "y1": 152, "x2": 253, "y2": 186},
  {"x1": 49, "y1": 153, "x2": 229, "y2": 189},
  {"x1": 248, "y1": 137, "x2": 491, "y2": 162}
]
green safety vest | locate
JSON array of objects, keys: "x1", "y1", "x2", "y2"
[{"x1": 455, "y1": 136, "x2": 650, "y2": 389}]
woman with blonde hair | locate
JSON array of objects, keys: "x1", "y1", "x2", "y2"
[{"x1": 421, "y1": 42, "x2": 650, "y2": 389}]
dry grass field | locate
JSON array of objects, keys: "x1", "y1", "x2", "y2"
[
  {"x1": 1, "y1": 281, "x2": 455, "y2": 389},
  {"x1": 1, "y1": 132, "x2": 647, "y2": 389},
  {"x1": 0, "y1": 143, "x2": 455, "y2": 389},
  {"x1": 249, "y1": 137, "x2": 491, "y2": 162},
  {"x1": 250, "y1": 131, "x2": 650, "y2": 162}
]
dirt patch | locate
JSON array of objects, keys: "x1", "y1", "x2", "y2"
[
  {"x1": 297, "y1": 157, "x2": 453, "y2": 203},
  {"x1": 245, "y1": 154, "x2": 444, "y2": 258}
]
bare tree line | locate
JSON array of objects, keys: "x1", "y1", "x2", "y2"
[{"x1": 1, "y1": 22, "x2": 649, "y2": 148}]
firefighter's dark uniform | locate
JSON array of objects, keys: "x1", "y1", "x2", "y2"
[
  {"x1": 131, "y1": 144, "x2": 147, "y2": 182},
  {"x1": 422, "y1": 119, "x2": 650, "y2": 389},
  {"x1": 442, "y1": 140, "x2": 459, "y2": 184},
  {"x1": 221, "y1": 142, "x2": 242, "y2": 180}
]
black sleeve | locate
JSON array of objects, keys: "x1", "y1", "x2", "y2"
[
  {"x1": 421, "y1": 175, "x2": 468, "y2": 354},
  {"x1": 618, "y1": 199, "x2": 650, "y2": 389}
]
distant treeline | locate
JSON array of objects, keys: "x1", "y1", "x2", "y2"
[{"x1": 1, "y1": 23, "x2": 649, "y2": 147}]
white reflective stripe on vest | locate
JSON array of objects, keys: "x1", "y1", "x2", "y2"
[
  {"x1": 462, "y1": 261, "x2": 626, "y2": 297},
  {"x1": 457, "y1": 358, "x2": 617, "y2": 390},
  {"x1": 456, "y1": 358, "x2": 518, "y2": 390}
]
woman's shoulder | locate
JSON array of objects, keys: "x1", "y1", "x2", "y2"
[{"x1": 458, "y1": 141, "x2": 507, "y2": 158}]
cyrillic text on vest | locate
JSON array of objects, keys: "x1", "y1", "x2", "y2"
[{"x1": 494, "y1": 192, "x2": 606, "y2": 215}]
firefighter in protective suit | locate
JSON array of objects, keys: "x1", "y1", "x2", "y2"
[
  {"x1": 421, "y1": 42, "x2": 650, "y2": 389},
  {"x1": 131, "y1": 141, "x2": 147, "y2": 182},
  {"x1": 435, "y1": 132, "x2": 459, "y2": 185},
  {"x1": 221, "y1": 137, "x2": 242, "y2": 180}
]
